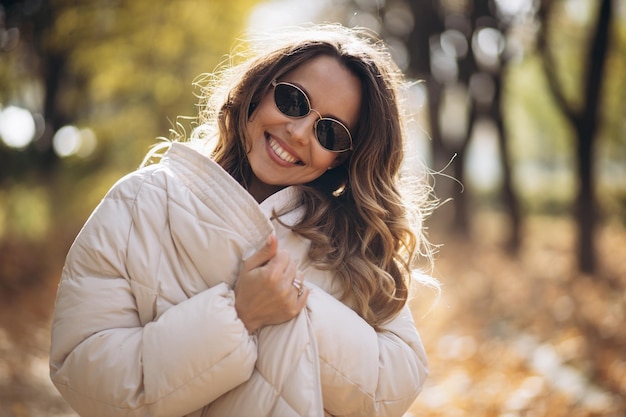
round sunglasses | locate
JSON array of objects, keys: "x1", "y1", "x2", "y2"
[{"x1": 271, "y1": 80, "x2": 353, "y2": 153}]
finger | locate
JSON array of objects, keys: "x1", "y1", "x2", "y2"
[
  {"x1": 295, "y1": 286, "x2": 310, "y2": 307},
  {"x1": 291, "y1": 278, "x2": 303, "y2": 293},
  {"x1": 292, "y1": 271, "x2": 306, "y2": 294},
  {"x1": 290, "y1": 271, "x2": 303, "y2": 290},
  {"x1": 243, "y1": 234, "x2": 277, "y2": 271},
  {"x1": 283, "y1": 257, "x2": 297, "y2": 281}
]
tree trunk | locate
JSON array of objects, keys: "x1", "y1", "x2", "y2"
[
  {"x1": 576, "y1": 0, "x2": 611, "y2": 272},
  {"x1": 493, "y1": 69, "x2": 521, "y2": 252},
  {"x1": 538, "y1": 0, "x2": 612, "y2": 272}
]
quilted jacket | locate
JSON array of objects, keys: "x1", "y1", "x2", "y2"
[{"x1": 49, "y1": 142, "x2": 429, "y2": 417}]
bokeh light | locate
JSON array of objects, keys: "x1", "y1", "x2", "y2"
[
  {"x1": 0, "y1": 106, "x2": 36, "y2": 149},
  {"x1": 52, "y1": 125, "x2": 97, "y2": 158}
]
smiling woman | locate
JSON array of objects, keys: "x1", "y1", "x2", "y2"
[
  {"x1": 49, "y1": 23, "x2": 440, "y2": 417},
  {"x1": 244, "y1": 55, "x2": 361, "y2": 202}
]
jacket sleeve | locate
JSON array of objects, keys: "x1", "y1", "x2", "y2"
[
  {"x1": 49, "y1": 170, "x2": 257, "y2": 417},
  {"x1": 306, "y1": 285, "x2": 429, "y2": 417}
]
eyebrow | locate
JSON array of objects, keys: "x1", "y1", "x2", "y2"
[{"x1": 290, "y1": 81, "x2": 354, "y2": 130}]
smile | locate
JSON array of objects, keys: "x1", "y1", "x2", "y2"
[{"x1": 267, "y1": 136, "x2": 301, "y2": 165}]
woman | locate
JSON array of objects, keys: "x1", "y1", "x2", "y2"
[{"x1": 50, "y1": 24, "x2": 438, "y2": 417}]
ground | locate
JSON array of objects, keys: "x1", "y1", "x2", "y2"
[
  {"x1": 408, "y1": 214, "x2": 626, "y2": 416},
  {"x1": 0, "y1": 215, "x2": 624, "y2": 416}
]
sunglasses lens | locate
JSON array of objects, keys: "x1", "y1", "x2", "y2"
[
  {"x1": 316, "y1": 120, "x2": 352, "y2": 152},
  {"x1": 274, "y1": 81, "x2": 352, "y2": 152},
  {"x1": 274, "y1": 83, "x2": 309, "y2": 117}
]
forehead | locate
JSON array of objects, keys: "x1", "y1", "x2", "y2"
[{"x1": 281, "y1": 55, "x2": 362, "y2": 130}]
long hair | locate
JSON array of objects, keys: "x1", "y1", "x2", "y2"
[{"x1": 191, "y1": 24, "x2": 438, "y2": 327}]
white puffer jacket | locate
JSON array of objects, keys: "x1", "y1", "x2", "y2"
[{"x1": 50, "y1": 142, "x2": 429, "y2": 417}]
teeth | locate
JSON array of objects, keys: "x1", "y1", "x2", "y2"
[{"x1": 268, "y1": 137, "x2": 299, "y2": 164}]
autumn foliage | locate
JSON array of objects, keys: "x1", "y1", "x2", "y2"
[{"x1": 409, "y1": 215, "x2": 625, "y2": 417}]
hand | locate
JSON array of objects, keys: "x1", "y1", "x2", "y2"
[{"x1": 234, "y1": 234, "x2": 309, "y2": 333}]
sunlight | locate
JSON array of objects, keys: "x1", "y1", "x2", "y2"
[
  {"x1": 53, "y1": 125, "x2": 81, "y2": 157},
  {"x1": 466, "y1": 119, "x2": 503, "y2": 191},
  {"x1": 564, "y1": 0, "x2": 593, "y2": 24},
  {"x1": 494, "y1": 0, "x2": 534, "y2": 19},
  {"x1": 0, "y1": 106, "x2": 36, "y2": 149},
  {"x1": 52, "y1": 125, "x2": 97, "y2": 158},
  {"x1": 248, "y1": 0, "x2": 329, "y2": 31},
  {"x1": 473, "y1": 27, "x2": 505, "y2": 69}
]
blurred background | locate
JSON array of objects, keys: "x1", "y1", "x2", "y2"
[{"x1": 0, "y1": 0, "x2": 624, "y2": 416}]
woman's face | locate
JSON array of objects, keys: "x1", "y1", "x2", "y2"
[{"x1": 245, "y1": 55, "x2": 362, "y2": 202}]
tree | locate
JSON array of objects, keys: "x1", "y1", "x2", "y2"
[
  {"x1": 537, "y1": 0, "x2": 613, "y2": 272},
  {"x1": 0, "y1": 0, "x2": 261, "y2": 289},
  {"x1": 0, "y1": 0, "x2": 260, "y2": 181},
  {"x1": 404, "y1": 0, "x2": 521, "y2": 247}
]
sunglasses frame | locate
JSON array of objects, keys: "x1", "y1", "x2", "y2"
[{"x1": 271, "y1": 80, "x2": 353, "y2": 153}]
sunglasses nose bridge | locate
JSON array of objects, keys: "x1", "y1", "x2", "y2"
[
  {"x1": 309, "y1": 107, "x2": 323, "y2": 121},
  {"x1": 286, "y1": 111, "x2": 318, "y2": 145}
]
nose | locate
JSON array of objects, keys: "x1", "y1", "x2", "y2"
[{"x1": 286, "y1": 111, "x2": 319, "y2": 146}]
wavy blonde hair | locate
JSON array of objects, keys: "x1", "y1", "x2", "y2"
[{"x1": 179, "y1": 24, "x2": 438, "y2": 327}]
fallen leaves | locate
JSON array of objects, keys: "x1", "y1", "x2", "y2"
[{"x1": 409, "y1": 215, "x2": 625, "y2": 417}]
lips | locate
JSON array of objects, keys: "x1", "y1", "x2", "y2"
[{"x1": 267, "y1": 135, "x2": 302, "y2": 165}]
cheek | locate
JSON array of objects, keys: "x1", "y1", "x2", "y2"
[
  {"x1": 310, "y1": 149, "x2": 339, "y2": 172},
  {"x1": 245, "y1": 113, "x2": 270, "y2": 149},
  {"x1": 246, "y1": 101, "x2": 281, "y2": 140},
  {"x1": 249, "y1": 93, "x2": 277, "y2": 123}
]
